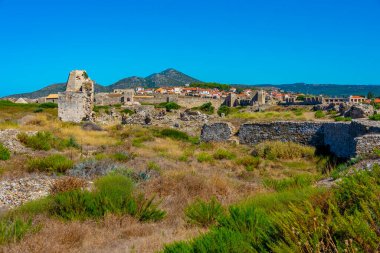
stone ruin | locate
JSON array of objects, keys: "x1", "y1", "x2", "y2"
[
  {"x1": 58, "y1": 70, "x2": 94, "y2": 123},
  {"x1": 201, "y1": 120, "x2": 380, "y2": 159}
]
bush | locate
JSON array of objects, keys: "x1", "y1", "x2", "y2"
[
  {"x1": 38, "y1": 102, "x2": 58, "y2": 109},
  {"x1": 235, "y1": 156, "x2": 260, "y2": 171},
  {"x1": 185, "y1": 197, "x2": 224, "y2": 227},
  {"x1": 314, "y1": 110, "x2": 325, "y2": 119},
  {"x1": 0, "y1": 218, "x2": 34, "y2": 245},
  {"x1": 263, "y1": 174, "x2": 315, "y2": 192},
  {"x1": 369, "y1": 114, "x2": 380, "y2": 121},
  {"x1": 197, "y1": 152, "x2": 213, "y2": 163},
  {"x1": 213, "y1": 149, "x2": 236, "y2": 160},
  {"x1": 158, "y1": 102, "x2": 180, "y2": 112},
  {"x1": 50, "y1": 177, "x2": 87, "y2": 195},
  {"x1": 0, "y1": 143, "x2": 10, "y2": 161},
  {"x1": 27, "y1": 155, "x2": 74, "y2": 173},
  {"x1": 121, "y1": 108, "x2": 134, "y2": 115},
  {"x1": 335, "y1": 116, "x2": 352, "y2": 122},
  {"x1": 112, "y1": 152, "x2": 130, "y2": 162},
  {"x1": 18, "y1": 131, "x2": 79, "y2": 151},
  {"x1": 33, "y1": 108, "x2": 43, "y2": 113},
  {"x1": 252, "y1": 141, "x2": 315, "y2": 160},
  {"x1": 50, "y1": 175, "x2": 166, "y2": 222},
  {"x1": 217, "y1": 105, "x2": 231, "y2": 117},
  {"x1": 199, "y1": 102, "x2": 215, "y2": 114},
  {"x1": 159, "y1": 129, "x2": 190, "y2": 141}
]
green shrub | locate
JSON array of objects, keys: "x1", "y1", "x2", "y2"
[
  {"x1": 147, "y1": 161, "x2": 161, "y2": 173},
  {"x1": 27, "y1": 154, "x2": 74, "y2": 173},
  {"x1": 199, "y1": 102, "x2": 215, "y2": 114},
  {"x1": 314, "y1": 110, "x2": 325, "y2": 118},
  {"x1": 235, "y1": 156, "x2": 260, "y2": 171},
  {"x1": 17, "y1": 132, "x2": 79, "y2": 151},
  {"x1": 252, "y1": 141, "x2": 315, "y2": 160},
  {"x1": 292, "y1": 108, "x2": 304, "y2": 116},
  {"x1": 263, "y1": 174, "x2": 315, "y2": 192},
  {"x1": 112, "y1": 152, "x2": 130, "y2": 162},
  {"x1": 213, "y1": 149, "x2": 236, "y2": 160},
  {"x1": 38, "y1": 102, "x2": 58, "y2": 109},
  {"x1": 185, "y1": 197, "x2": 224, "y2": 227},
  {"x1": 0, "y1": 218, "x2": 35, "y2": 244},
  {"x1": 50, "y1": 175, "x2": 166, "y2": 222},
  {"x1": 158, "y1": 102, "x2": 180, "y2": 112},
  {"x1": 369, "y1": 114, "x2": 380, "y2": 121},
  {"x1": 0, "y1": 143, "x2": 10, "y2": 161},
  {"x1": 217, "y1": 105, "x2": 231, "y2": 117},
  {"x1": 121, "y1": 108, "x2": 134, "y2": 115},
  {"x1": 197, "y1": 152, "x2": 213, "y2": 163},
  {"x1": 159, "y1": 129, "x2": 189, "y2": 141},
  {"x1": 33, "y1": 108, "x2": 43, "y2": 113},
  {"x1": 335, "y1": 116, "x2": 352, "y2": 122}
]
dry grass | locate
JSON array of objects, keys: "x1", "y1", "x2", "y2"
[
  {"x1": 1, "y1": 215, "x2": 202, "y2": 253},
  {"x1": 50, "y1": 177, "x2": 87, "y2": 195}
]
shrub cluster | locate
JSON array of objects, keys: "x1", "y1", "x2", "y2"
[
  {"x1": 50, "y1": 175, "x2": 166, "y2": 222},
  {"x1": 369, "y1": 114, "x2": 380, "y2": 121},
  {"x1": 164, "y1": 166, "x2": 380, "y2": 252},
  {"x1": 252, "y1": 141, "x2": 315, "y2": 160},
  {"x1": 18, "y1": 131, "x2": 79, "y2": 151},
  {"x1": 185, "y1": 197, "x2": 224, "y2": 227},
  {"x1": 27, "y1": 154, "x2": 74, "y2": 173},
  {"x1": 314, "y1": 110, "x2": 325, "y2": 119},
  {"x1": 213, "y1": 149, "x2": 236, "y2": 160},
  {"x1": 217, "y1": 105, "x2": 231, "y2": 117},
  {"x1": 158, "y1": 102, "x2": 181, "y2": 112},
  {"x1": 198, "y1": 102, "x2": 214, "y2": 114},
  {"x1": 0, "y1": 218, "x2": 34, "y2": 245},
  {"x1": 0, "y1": 143, "x2": 10, "y2": 161},
  {"x1": 334, "y1": 116, "x2": 352, "y2": 122}
]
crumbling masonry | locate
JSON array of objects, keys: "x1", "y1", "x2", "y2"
[{"x1": 58, "y1": 70, "x2": 94, "y2": 123}]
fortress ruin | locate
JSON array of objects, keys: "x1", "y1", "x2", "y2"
[{"x1": 58, "y1": 70, "x2": 94, "y2": 123}]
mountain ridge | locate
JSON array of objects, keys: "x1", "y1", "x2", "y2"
[{"x1": 5, "y1": 68, "x2": 201, "y2": 99}]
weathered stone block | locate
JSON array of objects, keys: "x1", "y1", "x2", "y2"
[{"x1": 201, "y1": 123, "x2": 234, "y2": 142}]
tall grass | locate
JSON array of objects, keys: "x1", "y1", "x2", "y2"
[
  {"x1": 252, "y1": 141, "x2": 315, "y2": 160},
  {"x1": 0, "y1": 143, "x2": 10, "y2": 161},
  {"x1": 18, "y1": 131, "x2": 79, "y2": 151},
  {"x1": 163, "y1": 166, "x2": 380, "y2": 252},
  {"x1": 27, "y1": 154, "x2": 74, "y2": 173},
  {"x1": 0, "y1": 218, "x2": 35, "y2": 244},
  {"x1": 263, "y1": 174, "x2": 315, "y2": 192},
  {"x1": 50, "y1": 175, "x2": 166, "y2": 222},
  {"x1": 185, "y1": 197, "x2": 224, "y2": 227}
]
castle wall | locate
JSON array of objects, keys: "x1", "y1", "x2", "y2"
[
  {"x1": 134, "y1": 94, "x2": 222, "y2": 108},
  {"x1": 201, "y1": 120, "x2": 380, "y2": 159}
]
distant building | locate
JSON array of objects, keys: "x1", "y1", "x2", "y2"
[
  {"x1": 46, "y1": 94, "x2": 59, "y2": 103},
  {"x1": 15, "y1": 98, "x2": 28, "y2": 104}
]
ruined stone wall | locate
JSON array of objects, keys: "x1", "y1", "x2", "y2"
[
  {"x1": 354, "y1": 135, "x2": 380, "y2": 157},
  {"x1": 322, "y1": 122, "x2": 353, "y2": 158},
  {"x1": 201, "y1": 120, "x2": 380, "y2": 158},
  {"x1": 134, "y1": 94, "x2": 222, "y2": 108},
  {"x1": 239, "y1": 122, "x2": 325, "y2": 146}
]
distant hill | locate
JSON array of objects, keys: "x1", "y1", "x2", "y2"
[
  {"x1": 272, "y1": 83, "x2": 380, "y2": 97},
  {"x1": 6, "y1": 68, "x2": 201, "y2": 99}
]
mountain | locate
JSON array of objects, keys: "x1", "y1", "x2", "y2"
[{"x1": 5, "y1": 69, "x2": 201, "y2": 99}]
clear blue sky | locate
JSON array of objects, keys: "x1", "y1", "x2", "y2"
[{"x1": 0, "y1": 0, "x2": 379, "y2": 96}]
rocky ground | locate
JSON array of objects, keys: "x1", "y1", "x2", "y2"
[{"x1": 0, "y1": 175, "x2": 55, "y2": 211}]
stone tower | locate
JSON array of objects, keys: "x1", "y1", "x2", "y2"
[{"x1": 58, "y1": 70, "x2": 95, "y2": 123}]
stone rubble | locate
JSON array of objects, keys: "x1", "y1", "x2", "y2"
[
  {"x1": 0, "y1": 129, "x2": 36, "y2": 153},
  {"x1": 0, "y1": 175, "x2": 55, "y2": 209}
]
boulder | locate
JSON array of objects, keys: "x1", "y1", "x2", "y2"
[
  {"x1": 200, "y1": 122, "x2": 235, "y2": 142},
  {"x1": 344, "y1": 104, "x2": 374, "y2": 119}
]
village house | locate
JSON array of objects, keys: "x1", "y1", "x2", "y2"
[{"x1": 45, "y1": 94, "x2": 59, "y2": 103}]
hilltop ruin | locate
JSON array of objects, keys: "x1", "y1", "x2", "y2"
[{"x1": 58, "y1": 70, "x2": 94, "y2": 123}]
